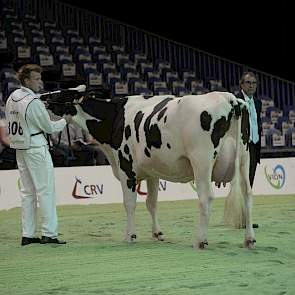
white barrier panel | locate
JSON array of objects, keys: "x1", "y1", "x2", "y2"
[{"x1": 0, "y1": 157, "x2": 294, "y2": 210}]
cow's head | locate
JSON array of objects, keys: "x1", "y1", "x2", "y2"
[
  {"x1": 40, "y1": 89, "x2": 80, "y2": 117},
  {"x1": 42, "y1": 85, "x2": 112, "y2": 117}
]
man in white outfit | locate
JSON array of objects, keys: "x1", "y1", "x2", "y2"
[{"x1": 6, "y1": 64, "x2": 70, "y2": 245}]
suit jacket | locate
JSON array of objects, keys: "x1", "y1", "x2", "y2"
[{"x1": 236, "y1": 91, "x2": 262, "y2": 163}]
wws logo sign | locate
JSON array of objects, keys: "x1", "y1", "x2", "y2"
[
  {"x1": 72, "y1": 177, "x2": 103, "y2": 199},
  {"x1": 264, "y1": 164, "x2": 286, "y2": 189}
]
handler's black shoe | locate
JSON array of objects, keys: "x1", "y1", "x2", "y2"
[
  {"x1": 21, "y1": 237, "x2": 41, "y2": 246},
  {"x1": 40, "y1": 236, "x2": 67, "y2": 244}
]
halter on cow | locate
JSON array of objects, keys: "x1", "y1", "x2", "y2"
[{"x1": 41, "y1": 86, "x2": 256, "y2": 249}]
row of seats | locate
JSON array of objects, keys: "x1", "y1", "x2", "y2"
[
  {"x1": 259, "y1": 95, "x2": 295, "y2": 148},
  {"x1": 0, "y1": 9, "x2": 223, "y2": 100},
  {"x1": 1, "y1": 6, "x2": 295, "y2": 153}
]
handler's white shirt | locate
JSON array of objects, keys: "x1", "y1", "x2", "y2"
[{"x1": 6, "y1": 86, "x2": 66, "y2": 148}]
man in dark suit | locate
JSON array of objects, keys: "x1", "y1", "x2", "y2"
[
  {"x1": 236, "y1": 72, "x2": 262, "y2": 229},
  {"x1": 236, "y1": 71, "x2": 262, "y2": 188}
]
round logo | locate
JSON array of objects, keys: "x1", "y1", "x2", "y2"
[{"x1": 264, "y1": 164, "x2": 285, "y2": 189}]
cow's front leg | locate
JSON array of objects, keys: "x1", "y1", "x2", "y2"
[
  {"x1": 120, "y1": 176, "x2": 138, "y2": 242},
  {"x1": 146, "y1": 178, "x2": 164, "y2": 241}
]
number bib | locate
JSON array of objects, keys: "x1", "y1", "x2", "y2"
[{"x1": 6, "y1": 88, "x2": 37, "y2": 149}]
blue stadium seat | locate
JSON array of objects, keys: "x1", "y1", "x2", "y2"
[
  {"x1": 173, "y1": 86, "x2": 190, "y2": 97},
  {"x1": 113, "y1": 81, "x2": 129, "y2": 96},
  {"x1": 155, "y1": 59, "x2": 171, "y2": 75},
  {"x1": 267, "y1": 128, "x2": 285, "y2": 148},
  {"x1": 285, "y1": 127, "x2": 295, "y2": 147},
  {"x1": 88, "y1": 36, "x2": 101, "y2": 46},
  {"x1": 1, "y1": 77, "x2": 21, "y2": 102},
  {"x1": 61, "y1": 62, "x2": 77, "y2": 80},
  {"x1": 275, "y1": 116, "x2": 291, "y2": 132},
  {"x1": 153, "y1": 87, "x2": 171, "y2": 95},
  {"x1": 115, "y1": 53, "x2": 130, "y2": 66},
  {"x1": 96, "y1": 54, "x2": 112, "y2": 70},
  {"x1": 208, "y1": 79, "x2": 227, "y2": 91},
  {"x1": 134, "y1": 87, "x2": 153, "y2": 96},
  {"x1": 106, "y1": 71, "x2": 122, "y2": 88},
  {"x1": 165, "y1": 71, "x2": 179, "y2": 86},
  {"x1": 133, "y1": 52, "x2": 147, "y2": 65},
  {"x1": 101, "y1": 62, "x2": 117, "y2": 77},
  {"x1": 87, "y1": 72, "x2": 104, "y2": 89},
  {"x1": 120, "y1": 62, "x2": 137, "y2": 79},
  {"x1": 92, "y1": 44, "x2": 107, "y2": 57},
  {"x1": 138, "y1": 61, "x2": 154, "y2": 75},
  {"x1": 146, "y1": 71, "x2": 162, "y2": 88}
]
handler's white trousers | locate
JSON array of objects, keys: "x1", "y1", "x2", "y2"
[{"x1": 16, "y1": 146, "x2": 58, "y2": 238}]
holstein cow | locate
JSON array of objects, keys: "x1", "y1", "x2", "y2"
[{"x1": 42, "y1": 87, "x2": 256, "y2": 249}]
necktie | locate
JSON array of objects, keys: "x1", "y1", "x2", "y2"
[{"x1": 248, "y1": 98, "x2": 259, "y2": 144}]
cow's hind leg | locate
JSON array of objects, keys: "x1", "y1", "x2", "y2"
[
  {"x1": 240, "y1": 159, "x2": 256, "y2": 249},
  {"x1": 146, "y1": 178, "x2": 164, "y2": 241},
  {"x1": 120, "y1": 177, "x2": 138, "y2": 242},
  {"x1": 195, "y1": 181, "x2": 214, "y2": 249},
  {"x1": 192, "y1": 163, "x2": 214, "y2": 250}
]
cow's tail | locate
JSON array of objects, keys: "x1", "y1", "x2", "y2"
[{"x1": 224, "y1": 100, "x2": 246, "y2": 228}]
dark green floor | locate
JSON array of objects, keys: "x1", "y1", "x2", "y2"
[{"x1": 0, "y1": 195, "x2": 294, "y2": 294}]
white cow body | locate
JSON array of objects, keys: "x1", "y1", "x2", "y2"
[{"x1": 47, "y1": 90, "x2": 255, "y2": 249}]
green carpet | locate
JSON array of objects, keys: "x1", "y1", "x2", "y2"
[{"x1": 0, "y1": 195, "x2": 294, "y2": 295}]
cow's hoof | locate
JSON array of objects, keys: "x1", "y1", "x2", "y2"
[
  {"x1": 198, "y1": 241, "x2": 208, "y2": 249},
  {"x1": 244, "y1": 239, "x2": 256, "y2": 249},
  {"x1": 124, "y1": 234, "x2": 137, "y2": 242},
  {"x1": 194, "y1": 241, "x2": 208, "y2": 250},
  {"x1": 153, "y1": 231, "x2": 164, "y2": 241}
]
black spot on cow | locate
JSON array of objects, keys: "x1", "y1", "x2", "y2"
[
  {"x1": 214, "y1": 150, "x2": 217, "y2": 159},
  {"x1": 211, "y1": 111, "x2": 233, "y2": 148},
  {"x1": 177, "y1": 99, "x2": 181, "y2": 104},
  {"x1": 144, "y1": 147, "x2": 151, "y2": 157},
  {"x1": 147, "y1": 124, "x2": 162, "y2": 150},
  {"x1": 144, "y1": 97, "x2": 174, "y2": 151},
  {"x1": 167, "y1": 143, "x2": 171, "y2": 149},
  {"x1": 164, "y1": 116, "x2": 167, "y2": 123},
  {"x1": 157, "y1": 107, "x2": 167, "y2": 121},
  {"x1": 118, "y1": 150, "x2": 136, "y2": 192},
  {"x1": 241, "y1": 107, "x2": 250, "y2": 148},
  {"x1": 86, "y1": 119, "x2": 112, "y2": 147},
  {"x1": 134, "y1": 111, "x2": 144, "y2": 143},
  {"x1": 124, "y1": 144, "x2": 130, "y2": 155},
  {"x1": 200, "y1": 111, "x2": 212, "y2": 131},
  {"x1": 112, "y1": 99, "x2": 128, "y2": 149},
  {"x1": 82, "y1": 97, "x2": 127, "y2": 150},
  {"x1": 125, "y1": 125, "x2": 131, "y2": 140}
]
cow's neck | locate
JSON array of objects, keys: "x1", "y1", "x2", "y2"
[
  {"x1": 72, "y1": 98, "x2": 127, "y2": 150},
  {"x1": 72, "y1": 105, "x2": 97, "y2": 133}
]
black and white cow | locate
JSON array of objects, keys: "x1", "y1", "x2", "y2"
[{"x1": 44, "y1": 88, "x2": 256, "y2": 249}]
